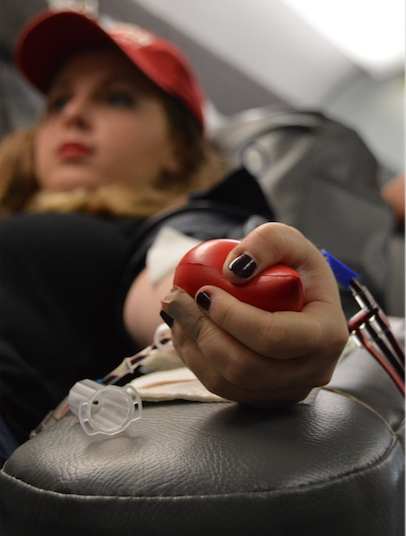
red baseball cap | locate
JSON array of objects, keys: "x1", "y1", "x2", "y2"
[{"x1": 16, "y1": 10, "x2": 205, "y2": 128}]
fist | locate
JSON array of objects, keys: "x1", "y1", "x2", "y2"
[{"x1": 174, "y1": 239, "x2": 304, "y2": 312}]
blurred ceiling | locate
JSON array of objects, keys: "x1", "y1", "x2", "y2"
[
  {"x1": 134, "y1": 0, "x2": 404, "y2": 107},
  {"x1": 134, "y1": 0, "x2": 405, "y2": 171},
  {"x1": 283, "y1": 0, "x2": 405, "y2": 79}
]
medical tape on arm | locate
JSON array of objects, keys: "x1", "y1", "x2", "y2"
[{"x1": 146, "y1": 226, "x2": 202, "y2": 286}]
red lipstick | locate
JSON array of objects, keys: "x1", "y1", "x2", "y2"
[{"x1": 58, "y1": 143, "x2": 93, "y2": 159}]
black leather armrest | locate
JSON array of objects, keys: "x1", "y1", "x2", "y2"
[{"x1": 1, "y1": 345, "x2": 404, "y2": 536}]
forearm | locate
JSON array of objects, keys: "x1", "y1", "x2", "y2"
[
  {"x1": 123, "y1": 267, "x2": 175, "y2": 348},
  {"x1": 123, "y1": 226, "x2": 201, "y2": 348}
]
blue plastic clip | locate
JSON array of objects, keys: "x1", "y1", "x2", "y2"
[{"x1": 321, "y1": 250, "x2": 360, "y2": 289}]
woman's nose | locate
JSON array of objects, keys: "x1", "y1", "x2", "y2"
[{"x1": 61, "y1": 95, "x2": 92, "y2": 129}]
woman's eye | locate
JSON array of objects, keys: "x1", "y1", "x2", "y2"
[
  {"x1": 47, "y1": 95, "x2": 69, "y2": 113},
  {"x1": 107, "y1": 92, "x2": 135, "y2": 107}
]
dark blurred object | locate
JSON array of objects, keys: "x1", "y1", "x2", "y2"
[
  {"x1": 213, "y1": 108, "x2": 404, "y2": 317},
  {"x1": 381, "y1": 173, "x2": 405, "y2": 230}
]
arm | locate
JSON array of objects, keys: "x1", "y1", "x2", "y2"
[
  {"x1": 160, "y1": 222, "x2": 349, "y2": 408},
  {"x1": 123, "y1": 267, "x2": 175, "y2": 348},
  {"x1": 123, "y1": 226, "x2": 201, "y2": 348}
]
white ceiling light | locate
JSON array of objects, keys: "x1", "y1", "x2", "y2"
[{"x1": 282, "y1": 0, "x2": 405, "y2": 79}]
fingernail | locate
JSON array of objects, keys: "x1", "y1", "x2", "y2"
[
  {"x1": 229, "y1": 253, "x2": 257, "y2": 278},
  {"x1": 196, "y1": 291, "x2": 211, "y2": 311},
  {"x1": 160, "y1": 310, "x2": 174, "y2": 328}
]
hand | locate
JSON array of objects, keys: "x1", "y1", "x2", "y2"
[{"x1": 161, "y1": 222, "x2": 349, "y2": 408}]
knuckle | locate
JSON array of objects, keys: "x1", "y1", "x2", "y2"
[
  {"x1": 215, "y1": 296, "x2": 241, "y2": 330},
  {"x1": 310, "y1": 366, "x2": 334, "y2": 387},
  {"x1": 185, "y1": 313, "x2": 209, "y2": 341},
  {"x1": 256, "y1": 314, "x2": 322, "y2": 358},
  {"x1": 202, "y1": 374, "x2": 229, "y2": 398},
  {"x1": 335, "y1": 326, "x2": 350, "y2": 353},
  {"x1": 253, "y1": 314, "x2": 306, "y2": 357},
  {"x1": 222, "y1": 357, "x2": 254, "y2": 387},
  {"x1": 256, "y1": 222, "x2": 305, "y2": 254},
  {"x1": 258, "y1": 315, "x2": 286, "y2": 355},
  {"x1": 195, "y1": 318, "x2": 220, "y2": 350}
]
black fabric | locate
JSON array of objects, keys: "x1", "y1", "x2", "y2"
[
  {"x1": 0, "y1": 212, "x2": 143, "y2": 443},
  {"x1": 121, "y1": 167, "x2": 274, "y2": 288},
  {"x1": 190, "y1": 165, "x2": 274, "y2": 216},
  {"x1": 0, "y1": 169, "x2": 272, "y2": 445}
]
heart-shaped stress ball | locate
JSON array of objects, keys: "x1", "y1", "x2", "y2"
[{"x1": 174, "y1": 239, "x2": 305, "y2": 312}]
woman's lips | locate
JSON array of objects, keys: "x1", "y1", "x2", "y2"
[{"x1": 58, "y1": 143, "x2": 93, "y2": 159}]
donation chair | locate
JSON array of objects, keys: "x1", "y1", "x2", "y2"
[{"x1": 0, "y1": 339, "x2": 404, "y2": 536}]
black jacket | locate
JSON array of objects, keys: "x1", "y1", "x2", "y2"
[{"x1": 0, "y1": 168, "x2": 273, "y2": 442}]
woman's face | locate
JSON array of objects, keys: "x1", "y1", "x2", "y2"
[{"x1": 35, "y1": 49, "x2": 181, "y2": 191}]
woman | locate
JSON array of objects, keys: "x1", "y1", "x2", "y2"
[
  {"x1": 0, "y1": 14, "x2": 223, "y2": 217},
  {"x1": 0, "y1": 9, "x2": 348, "y2": 461}
]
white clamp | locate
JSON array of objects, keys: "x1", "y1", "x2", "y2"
[{"x1": 68, "y1": 379, "x2": 142, "y2": 436}]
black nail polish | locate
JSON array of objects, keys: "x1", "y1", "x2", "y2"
[
  {"x1": 229, "y1": 254, "x2": 257, "y2": 278},
  {"x1": 160, "y1": 310, "x2": 174, "y2": 328},
  {"x1": 196, "y1": 291, "x2": 211, "y2": 311}
]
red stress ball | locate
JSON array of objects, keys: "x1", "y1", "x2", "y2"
[{"x1": 174, "y1": 239, "x2": 305, "y2": 312}]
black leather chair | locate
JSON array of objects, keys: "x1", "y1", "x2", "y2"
[{"x1": 1, "y1": 343, "x2": 404, "y2": 536}]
